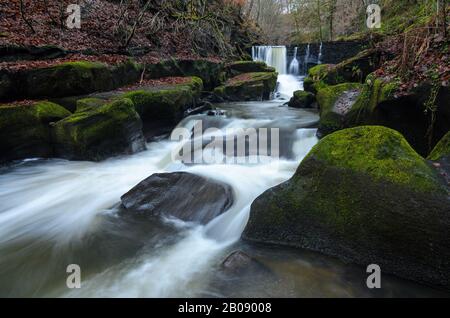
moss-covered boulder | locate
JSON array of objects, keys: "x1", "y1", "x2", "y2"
[
  {"x1": 303, "y1": 64, "x2": 331, "y2": 94},
  {"x1": 244, "y1": 126, "x2": 450, "y2": 289},
  {"x1": 146, "y1": 59, "x2": 223, "y2": 90},
  {"x1": 52, "y1": 98, "x2": 145, "y2": 161},
  {"x1": 428, "y1": 131, "x2": 450, "y2": 161},
  {"x1": 225, "y1": 61, "x2": 275, "y2": 77},
  {"x1": 213, "y1": 72, "x2": 277, "y2": 101},
  {"x1": 304, "y1": 50, "x2": 381, "y2": 94},
  {"x1": 0, "y1": 101, "x2": 71, "y2": 163},
  {"x1": 316, "y1": 83, "x2": 363, "y2": 137},
  {"x1": 0, "y1": 60, "x2": 143, "y2": 101},
  {"x1": 122, "y1": 76, "x2": 203, "y2": 124},
  {"x1": 288, "y1": 90, "x2": 315, "y2": 109}
]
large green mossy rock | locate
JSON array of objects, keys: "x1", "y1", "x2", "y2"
[
  {"x1": 146, "y1": 59, "x2": 223, "y2": 90},
  {"x1": 0, "y1": 101, "x2": 71, "y2": 163},
  {"x1": 428, "y1": 131, "x2": 450, "y2": 161},
  {"x1": 244, "y1": 126, "x2": 450, "y2": 289},
  {"x1": 304, "y1": 49, "x2": 381, "y2": 94},
  {"x1": 316, "y1": 82, "x2": 363, "y2": 137},
  {"x1": 0, "y1": 60, "x2": 142, "y2": 101},
  {"x1": 122, "y1": 76, "x2": 203, "y2": 123},
  {"x1": 225, "y1": 61, "x2": 275, "y2": 77},
  {"x1": 288, "y1": 90, "x2": 315, "y2": 109},
  {"x1": 52, "y1": 98, "x2": 145, "y2": 161},
  {"x1": 213, "y1": 72, "x2": 277, "y2": 101}
]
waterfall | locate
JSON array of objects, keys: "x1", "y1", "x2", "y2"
[
  {"x1": 288, "y1": 47, "x2": 299, "y2": 75},
  {"x1": 318, "y1": 42, "x2": 323, "y2": 65},
  {"x1": 253, "y1": 45, "x2": 302, "y2": 98},
  {"x1": 303, "y1": 44, "x2": 310, "y2": 74},
  {"x1": 252, "y1": 46, "x2": 287, "y2": 74}
]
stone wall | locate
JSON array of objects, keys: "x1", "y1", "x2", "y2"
[{"x1": 286, "y1": 40, "x2": 368, "y2": 74}]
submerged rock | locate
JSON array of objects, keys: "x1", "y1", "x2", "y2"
[
  {"x1": 52, "y1": 98, "x2": 145, "y2": 161},
  {"x1": 0, "y1": 101, "x2": 71, "y2": 163},
  {"x1": 220, "y1": 251, "x2": 272, "y2": 276},
  {"x1": 288, "y1": 90, "x2": 315, "y2": 109},
  {"x1": 213, "y1": 72, "x2": 277, "y2": 101},
  {"x1": 244, "y1": 126, "x2": 450, "y2": 290},
  {"x1": 120, "y1": 172, "x2": 233, "y2": 225}
]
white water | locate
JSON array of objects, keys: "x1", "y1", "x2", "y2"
[
  {"x1": 252, "y1": 46, "x2": 287, "y2": 74},
  {"x1": 0, "y1": 75, "x2": 319, "y2": 297},
  {"x1": 318, "y1": 42, "x2": 323, "y2": 65},
  {"x1": 252, "y1": 45, "x2": 303, "y2": 99},
  {"x1": 289, "y1": 47, "x2": 299, "y2": 75},
  {"x1": 304, "y1": 44, "x2": 311, "y2": 74}
]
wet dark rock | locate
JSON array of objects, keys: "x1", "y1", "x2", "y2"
[
  {"x1": 220, "y1": 250, "x2": 272, "y2": 276},
  {"x1": 288, "y1": 90, "x2": 315, "y2": 108},
  {"x1": 207, "y1": 109, "x2": 226, "y2": 116},
  {"x1": 120, "y1": 172, "x2": 234, "y2": 225}
]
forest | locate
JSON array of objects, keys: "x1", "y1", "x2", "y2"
[{"x1": 0, "y1": 0, "x2": 449, "y2": 300}]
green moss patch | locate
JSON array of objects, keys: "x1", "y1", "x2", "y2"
[
  {"x1": 52, "y1": 98, "x2": 145, "y2": 161},
  {"x1": 0, "y1": 101, "x2": 71, "y2": 162},
  {"x1": 428, "y1": 131, "x2": 450, "y2": 161},
  {"x1": 305, "y1": 126, "x2": 444, "y2": 193}
]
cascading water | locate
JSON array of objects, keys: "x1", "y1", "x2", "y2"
[
  {"x1": 318, "y1": 42, "x2": 323, "y2": 65},
  {"x1": 0, "y1": 91, "x2": 320, "y2": 297},
  {"x1": 0, "y1": 44, "x2": 438, "y2": 298},
  {"x1": 288, "y1": 47, "x2": 299, "y2": 75},
  {"x1": 253, "y1": 45, "x2": 303, "y2": 99},
  {"x1": 252, "y1": 46, "x2": 287, "y2": 74},
  {"x1": 304, "y1": 44, "x2": 311, "y2": 74}
]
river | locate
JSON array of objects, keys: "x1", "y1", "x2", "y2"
[{"x1": 0, "y1": 74, "x2": 446, "y2": 298}]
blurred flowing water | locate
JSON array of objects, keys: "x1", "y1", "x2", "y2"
[{"x1": 0, "y1": 76, "x2": 447, "y2": 298}]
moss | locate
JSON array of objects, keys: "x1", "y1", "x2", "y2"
[
  {"x1": 75, "y1": 98, "x2": 107, "y2": 112},
  {"x1": 304, "y1": 126, "x2": 445, "y2": 193},
  {"x1": 52, "y1": 98, "x2": 144, "y2": 161},
  {"x1": 316, "y1": 83, "x2": 362, "y2": 115},
  {"x1": 226, "y1": 61, "x2": 274, "y2": 75},
  {"x1": 123, "y1": 87, "x2": 194, "y2": 122},
  {"x1": 346, "y1": 75, "x2": 400, "y2": 126},
  {"x1": 146, "y1": 59, "x2": 222, "y2": 90},
  {"x1": 217, "y1": 72, "x2": 278, "y2": 101},
  {"x1": 0, "y1": 101, "x2": 70, "y2": 127},
  {"x1": 308, "y1": 64, "x2": 331, "y2": 79},
  {"x1": 428, "y1": 131, "x2": 450, "y2": 161},
  {"x1": 288, "y1": 90, "x2": 315, "y2": 108},
  {"x1": 0, "y1": 101, "x2": 71, "y2": 162},
  {"x1": 56, "y1": 61, "x2": 106, "y2": 70},
  {"x1": 177, "y1": 76, "x2": 203, "y2": 95}
]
